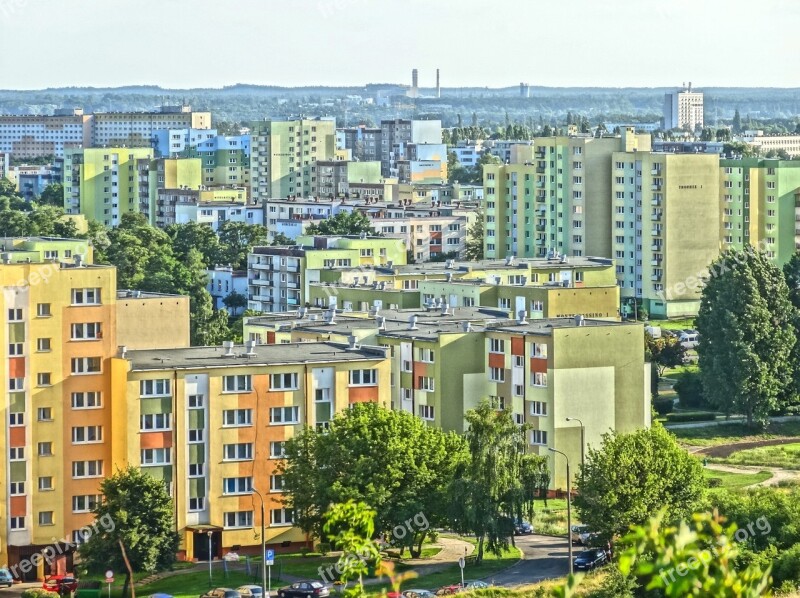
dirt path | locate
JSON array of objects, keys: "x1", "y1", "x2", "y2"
[
  {"x1": 704, "y1": 463, "x2": 800, "y2": 487},
  {"x1": 691, "y1": 437, "x2": 800, "y2": 458}
]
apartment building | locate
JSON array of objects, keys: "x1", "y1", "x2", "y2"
[
  {"x1": 178, "y1": 134, "x2": 251, "y2": 191},
  {"x1": 373, "y1": 214, "x2": 466, "y2": 262},
  {"x1": 0, "y1": 237, "x2": 188, "y2": 579},
  {"x1": 250, "y1": 118, "x2": 337, "y2": 201},
  {"x1": 151, "y1": 128, "x2": 218, "y2": 157},
  {"x1": 315, "y1": 160, "x2": 383, "y2": 198},
  {"x1": 611, "y1": 151, "x2": 720, "y2": 318},
  {"x1": 247, "y1": 236, "x2": 407, "y2": 313},
  {"x1": 63, "y1": 147, "x2": 154, "y2": 227},
  {"x1": 206, "y1": 267, "x2": 249, "y2": 312},
  {"x1": 175, "y1": 199, "x2": 262, "y2": 231},
  {"x1": 719, "y1": 158, "x2": 800, "y2": 265},
  {"x1": 139, "y1": 157, "x2": 203, "y2": 225},
  {"x1": 380, "y1": 119, "x2": 442, "y2": 177},
  {"x1": 483, "y1": 129, "x2": 651, "y2": 260},
  {"x1": 1, "y1": 151, "x2": 11, "y2": 180},
  {"x1": 112, "y1": 341, "x2": 390, "y2": 560},
  {"x1": 394, "y1": 143, "x2": 448, "y2": 184},
  {"x1": 663, "y1": 85, "x2": 704, "y2": 131},
  {"x1": 740, "y1": 131, "x2": 800, "y2": 158},
  {"x1": 90, "y1": 106, "x2": 211, "y2": 148},
  {"x1": 0, "y1": 110, "x2": 91, "y2": 158},
  {"x1": 339, "y1": 126, "x2": 382, "y2": 162}
]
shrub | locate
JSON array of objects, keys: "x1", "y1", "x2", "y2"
[
  {"x1": 653, "y1": 397, "x2": 674, "y2": 415},
  {"x1": 427, "y1": 530, "x2": 439, "y2": 543},
  {"x1": 674, "y1": 370, "x2": 711, "y2": 410},
  {"x1": 706, "y1": 477, "x2": 723, "y2": 488},
  {"x1": 666, "y1": 412, "x2": 716, "y2": 423},
  {"x1": 300, "y1": 547, "x2": 311, "y2": 558},
  {"x1": 773, "y1": 542, "x2": 800, "y2": 585},
  {"x1": 22, "y1": 590, "x2": 58, "y2": 598},
  {"x1": 317, "y1": 542, "x2": 331, "y2": 556}
]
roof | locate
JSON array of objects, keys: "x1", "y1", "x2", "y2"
[
  {"x1": 127, "y1": 342, "x2": 388, "y2": 371},
  {"x1": 117, "y1": 289, "x2": 188, "y2": 300},
  {"x1": 488, "y1": 317, "x2": 641, "y2": 335}
]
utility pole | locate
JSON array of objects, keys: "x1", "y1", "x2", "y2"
[
  {"x1": 549, "y1": 447, "x2": 573, "y2": 576},
  {"x1": 252, "y1": 488, "x2": 267, "y2": 597}
]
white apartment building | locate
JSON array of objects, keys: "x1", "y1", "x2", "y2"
[
  {"x1": 664, "y1": 84, "x2": 704, "y2": 131},
  {"x1": 740, "y1": 131, "x2": 800, "y2": 157}
]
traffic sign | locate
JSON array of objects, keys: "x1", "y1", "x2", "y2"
[
  {"x1": 105, "y1": 571, "x2": 113, "y2": 580},
  {"x1": 458, "y1": 557, "x2": 465, "y2": 569},
  {"x1": 266, "y1": 549, "x2": 275, "y2": 566},
  {"x1": 105, "y1": 578, "x2": 114, "y2": 584}
]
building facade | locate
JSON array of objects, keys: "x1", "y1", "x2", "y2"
[{"x1": 663, "y1": 85, "x2": 704, "y2": 131}]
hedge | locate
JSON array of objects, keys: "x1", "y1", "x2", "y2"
[{"x1": 666, "y1": 412, "x2": 717, "y2": 423}]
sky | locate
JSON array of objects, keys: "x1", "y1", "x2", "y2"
[{"x1": 0, "y1": 0, "x2": 798, "y2": 90}]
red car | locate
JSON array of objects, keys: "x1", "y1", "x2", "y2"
[{"x1": 43, "y1": 575, "x2": 79, "y2": 594}]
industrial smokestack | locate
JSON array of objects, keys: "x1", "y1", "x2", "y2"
[
  {"x1": 436, "y1": 68, "x2": 440, "y2": 98},
  {"x1": 411, "y1": 69, "x2": 419, "y2": 98}
]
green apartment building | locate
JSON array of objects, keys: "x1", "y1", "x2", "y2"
[
  {"x1": 63, "y1": 147, "x2": 154, "y2": 227},
  {"x1": 483, "y1": 129, "x2": 650, "y2": 260},
  {"x1": 141, "y1": 157, "x2": 202, "y2": 225},
  {"x1": 250, "y1": 118, "x2": 337, "y2": 201}
]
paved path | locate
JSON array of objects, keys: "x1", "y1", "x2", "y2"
[{"x1": 483, "y1": 535, "x2": 568, "y2": 587}]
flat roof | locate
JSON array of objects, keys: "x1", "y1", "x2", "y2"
[
  {"x1": 127, "y1": 342, "x2": 387, "y2": 371},
  {"x1": 117, "y1": 289, "x2": 188, "y2": 299},
  {"x1": 489, "y1": 317, "x2": 640, "y2": 334}
]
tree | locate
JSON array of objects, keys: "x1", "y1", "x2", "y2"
[
  {"x1": 733, "y1": 108, "x2": 743, "y2": 133},
  {"x1": 38, "y1": 183, "x2": 64, "y2": 207},
  {"x1": 323, "y1": 501, "x2": 382, "y2": 596},
  {"x1": 574, "y1": 425, "x2": 705, "y2": 541},
  {"x1": 696, "y1": 248, "x2": 796, "y2": 426},
  {"x1": 222, "y1": 291, "x2": 247, "y2": 315},
  {"x1": 784, "y1": 252, "x2": 800, "y2": 399},
  {"x1": 217, "y1": 221, "x2": 269, "y2": 270},
  {"x1": 304, "y1": 211, "x2": 378, "y2": 237},
  {"x1": 448, "y1": 401, "x2": 548, "y2": 564},
  {"x1": 281, "y1": 403, "x2": 467, "y2": 557},
  {"x1": 167, "y1": 222, "x2": 222, "y2": 268},
  {"x1": 270, "y1": 232, "x2": 295, "y2": 246},
  {"x1": 644, "y1": 332, "x2": 687, "y2": 378},
  {"x1": 77, "y1": 467, "x2": 179, "y2": 597},
  {"x1": 464, "y1": 209, "x2": 484, "y2": 261}
]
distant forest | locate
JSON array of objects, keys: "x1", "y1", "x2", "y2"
[{"x1": 2, "y1": 85, "x2": 799, "y2": 130}]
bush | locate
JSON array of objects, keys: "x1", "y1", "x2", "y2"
[
  {"x1": 300, "y1": 547, "x2": 311, "y2": 558},
  {"x1": 666, "y1": 412, "x2": 717, "y2": 423},
  {"x1": 317, "y1": 542, "x2": 331, "y2": 556},
  {"x1": 773, "y1": 542, "x2": 800, "y2": 585},
  {"x1": 653, "y1": 397, "x2": 674, "y2": 415},
  {"x1": 706, "y1": 477, "x2": 723, "y2": 488},
  {"x1": 674, "y1": 370, "x2": 711, "y2": 410},
  {"x1": 22, "y1": 590, "x2": 58, "y2": 598},
  {"x1": 427, "y1": 530, "x2": 439, "y2": 543}
]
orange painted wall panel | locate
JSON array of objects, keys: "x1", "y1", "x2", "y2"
[
  {"x1": 349, "y1": 386, "x2": 379, "y2": 403},
  {"x1": 530, "y1": 358, "x2": 547, "y2": 374},
  {"x1": 140, "y1": 431, "x2": 172, "y2": 449},
  {"x1": 10, "y1": 496, "x2": 26, "y2": 517},
  {"x1": 488, "y1": 352, "x2": 505, "y2": 369},
  {"x1": 9, "y1": 426, "x2": 25, "y2": 447},
  {"x1": 511, "y1": 337, "x2": 524, "y2": 356},
  {"x1": 8, "y1": 357, "x2": 25, "y2": 378}
]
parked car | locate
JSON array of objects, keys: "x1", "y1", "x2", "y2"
[
  {"x1": 570, "y1": 524, "x2": 592, "y2": 545},
  {"x1": 513, "y1": 520, "x2": 534, "y2": 535},
  {"x1": 237, "y1": 586, "x2": 264, "y2": 598},
  {"x1": 43, "y1": 576, "x2": 79, "y2": 594},
  {"x1": 402, "y1": 590, "x2": 436, "y2": 598},
  {"x1": 200, "y1": 588, "x2": 241, "y2": 598},
  {"x1": 435, "y1": 585, "x2": 462, "y2": 595},
  {"x1": 679, "y1": 331, "x2": 699, "y2": 349},
  {"x1": 574, "y1": 549, "x2": 608, "y2": 571},
  {"x1": 462, "y1": 581, "x2": 490, "y2": 590},
  {"x1": 277, "y1": 581, "x2": 329, "y2": 598},
  {"x1": 0, "y1": 569, "x2": 13, "y2": 587}
]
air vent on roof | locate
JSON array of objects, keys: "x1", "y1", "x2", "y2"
[
  {"x1": 408, "y1": 315, "x2": 419, "y2": 330},
  {"x1": 222, "y1": 341, "x2": 235, "y2": 356}
]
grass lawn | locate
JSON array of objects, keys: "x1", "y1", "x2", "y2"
[
  {"x1": 531, "y1": 498, "x2": 577, "y2": 537},
  {"x1": 672, "y1": 421, "x2": 800, "y2": 447},
  {"x1": 135, "y1": 568, "x2": 283, "y2": 598},
  {"x1": 712, "y1": 443, "x2": 800, "y2": 470},
  {"x1": 658, "y1": 318, "x2": 696, "y2": 331},
  {"x1": 703, "y1": 468, "x2": 773, "y2": 489},
  {"x1": 661, "y1": 364, "x2": 699, "y2": 385}
]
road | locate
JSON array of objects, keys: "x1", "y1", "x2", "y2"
[{"x1": 482, "y1": 534, "x2": 569, "y2": 586}]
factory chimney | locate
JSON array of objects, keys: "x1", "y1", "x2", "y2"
[{"x1": 436, "y1": 68, "x2": 440, "y2": 98}]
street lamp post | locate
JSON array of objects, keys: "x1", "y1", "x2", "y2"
[
  {"x1": 207, "y1": 530, "x2": 213, "y2": 587},
  {"x1": 252, "y1": 488, "x2": 267, "y2": 598},
  {"x1": 549, "y1": 447, "x2": 573, "y2": 576},
  {"x1": 565, "y1": 417, "x2": 585, "y2": 474}
]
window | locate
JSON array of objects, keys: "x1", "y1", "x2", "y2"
[
  {"x1": 189, "y1": 497, "x2": 206, "y2": 511},
  {"x1": 141, "y1": 448, "x2": 171, "y2": 465},
  {"x1": 530, "y1": 401, "x2": 547, "y2": 416},
  {"x1": 419, "y1": 405, "x2": 435, "y2": 420},
  {"x1": 8, "y1": 308, "x2": 22, "y2": 321},
  {"x1": 418, "y1": 376, "x2": 435, "y2": 391},
  {"x1": 37, "y1": 338, "x2": 51, "y2": 352},
  {"x1": 188, "y1": 394, "x2": 204, "y2": 408},
  {"x1": 530, "y1": 430, "x2": 548, "y2": 445},
  {"x1": 36, "y1": 511, "x2": 53, "y2": 527},
  {"x1": 270, "y1": 406, "x2": 300, "y2": 425},
  {"x1": 514, "y1": 384, "x2": 524, "y2": 396},
  {"x1": 270, "y1": 474, "x2": 285, "y2": 492},
  {"x1": 222, "y1": 374, "x2": 252, "y2": 392},
  {"x1": 71, "y1": 322, "x2": 102, "y2": 340},
  {"x1": 140, "y1": 414, "x2": 171, "y2": 431},
  {"x1": 9, "y1": 377, "x2": 24, "y2": 391},
  {"x1": 223, "y1": 443, "x2": 253, "y2": 460},
  {"x1": 489, "y1": 367, "x2": 505, "y2": 383},
  {"x1": 223, "y1": 409, "x2": 252, "y2": 426},
  {"x1": 224, "y1": 511, "x2": 254, "y2": 529},
  {"x1": 490, "y1": 395, "x2": 506, "y2": 410},
  {"x1": 37, "y1": 373, "x2": 52, "y2": 386},
  {"x1": 223, "y1": 477, "x2": 253, "y2": 495},
  {"x1": 38, "y1": 442, "x2": 53, "y2": 456},
  {"x1": 188, "y1": 429, "x2": 204, "y2": 443},
  {"x1": 37, "y1": 303, "x2": 51, "y2": 317},
  {"x1": 71, "y1": 357, "x2": 101, "y2": 374},
  {"x1": 270, "y1": 508, "x2": 294, "y2": 526},
  {"x1": 140, "y1": 379, "x2": 170, "y2": 397},
  {"x1": 72, "y1": 391, "x2": 101, "y2": 409},
  {"x1": 72, "y1": 426, "x2": 103, "y2": 443},
  {"x1": 72, "y1": 460, "x2": 103, "y2": 478},
  {"x1": 270, "y1": 372, "x2": 298, "y2": 390},
  {"x1": 72, "y1": 495, "x2": 101, "y2": 513},
  {"x1": 39, "y1": 477, "x2": 53, "y2": 491},
  {"x1": 418, "y1": 348, "x2": 435, "y2": 363},
  {"x1": 349, "y1": 369, "x2": 377, "y2": 386},
  {"x1": 71, "y1": 288, "x2": 101, "y2": 305},
  {"x1": 10, "y1": 517, "x2": 25, "y2": 530},
  {"x1": 9, "y1": 412, "x2": 24, "y2": 426},
  {"x1": 489, "y1": 338, "x2": 505, "y2": 353},
  {"x1": 8, "y1": 342, "x2": 23, "y2": 356},
  {"x1": 513, "y1": 355, "x2": 524, "y2": 368},
  {"x1": 270, "y1": 441, "x2": 286, "y2": 458},
  {"x1": 38, "y1": 407, "x2": 52, "y2": 421},
  {"x1": 10, "y1": 481, "x2": 25, "y2": 495},
  {"x1": 532, "y1": 372, "x2": 548, "y2": 387},
  {"x1": 189, "y1": 464, "x2": 205, "y2": 477},
  {"x1": 531, "y1": 343, "x2": 548, "y2": 358}
]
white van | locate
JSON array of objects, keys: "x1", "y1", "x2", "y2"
[{"x1": 679, "y1": 331, "x2": 699, "y2": 349}]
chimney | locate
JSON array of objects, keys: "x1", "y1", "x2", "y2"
[
  {"x1": 517, "y1": 310, "x2": 527, "y2": 325},
  {"x1": 346, "y1": 334, "x2": 360, "y2": 350},
  {"x1": 446, "y1": 272, "x2": 453, "y2": 282},
  {"x1": 441, "y1": 303, "x2": 450, "y2": 316},
  {"x1": 408, "y1": 315, "x2": 419, "y2": 330},
  {"x1": 462, "y1": 321, "x2": 472, "y2": 332},
  {"x1": 505, "y1": 255, "x2": 515, "y2": 266},
  {"x1": 436, "y1": 68, "x2": 441, "y2": 98},
  {"x1": 411, "y1": 69, "x2": 419, "y2": 98},
  {"x1": 222, "y1": 340, "x2": 235, "y2": 356},
  {"x1": 376, "y1": 315, "x2": 386, "y2": 330},
  {"x1": 245, "y1": 340, "x2": 257, "y2": 355},
  {"x1": 574, "y1": 314, "x2": 585, "y2": 327}
]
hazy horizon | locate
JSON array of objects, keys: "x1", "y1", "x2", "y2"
[{"x1": 0, "y1": 0, "x2": 798, "y2": 90}]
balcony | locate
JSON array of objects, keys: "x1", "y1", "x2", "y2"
[
  {"x1": 651, "y1": 168, "x2": 661, "y2": 175},
  {"x1": 250, "y1": 278, "x2": 271, "y2": 286},
  {"x1": 536, "y1": 225, "x2": 546, "y2": 232},
  {"x1": 536, "y1": 166, "x2": 546, "y2": 174},
  {"x1": 651, "y1": 229, "x2": 662, "y2": 236},
  {"x1": 651, "y1": 184, "x2": 662, "y2": 191},
  {"x1": 651, "y1": 199, "x2": 661, "y2": 206},
  {"x1": 251, "y1": 263, "x2": 274, "y2": 271},
  {"x1": 536, "y1": 180, "x2": 545, "y2": 188},
  {"x1": 651, "y1": 244, "x2": 661, "y2": 251},
  {"x1": 651, "y1": 274, "x2": 661, "y2": 281},
  {"x1": 651, "y1": 213, "x2": 662, "y2": 221},
  {"x1": 535, "y1": 238, "x2": 546, "y2": 246},
  {"x1": 651, "y1": 259, "x2": 661, "y2": 266}
]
